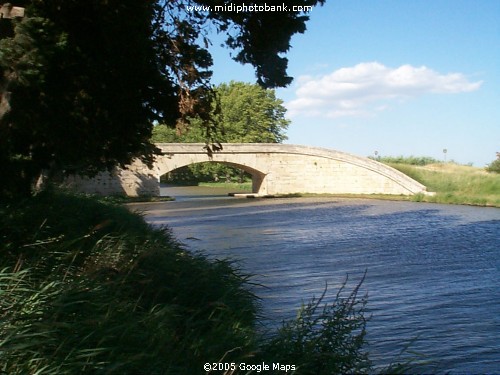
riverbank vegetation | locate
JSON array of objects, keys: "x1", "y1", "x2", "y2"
[
  {"x1": 485, "y1": 152, "x2": 500, "y2": 173},
  {"x1": 365, "y1": 155, "x2": 499, "y2": 207},
  {"x1": 1, "y1": 190, "x2": 385, "y2": 374},
  {"x1": 388, "y1": 162, "x2": 500, "y2": 207},
  {"x1": 199, "y1": 181, "x2": 253, "y2": 190}
]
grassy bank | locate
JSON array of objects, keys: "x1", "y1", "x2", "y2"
[
  {"x1": 198, "y1": 181, "x2": 253, "y2": 190},
  {"x1": 389, "y1": 163, "x2": 500, "y2": 207},
  {"x1": 0, "y1": 191, "x2": 257, "y2": 374},
  {"x1": 1, "y1": 190, "x2": 384, "y2": 374},
  {"x1": 165, "y1": 180, "x2": 253, "y2": 191}
]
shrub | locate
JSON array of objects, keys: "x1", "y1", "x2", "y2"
[
  {"x1": 486, "y1": 153, "x2": 500, "y2": 173},
  {"x1": 257, "y1": 275, "x2": 371, "y2": 374}
]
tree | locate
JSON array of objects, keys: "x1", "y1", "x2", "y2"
[
  {"x1": 486, "y1": 152, "x2": 500, "y2": 173},
  {"x1": 152, "y1": 81, "x2": 290, "y2": 182},
  {"x1": 0, "y1": 0, "x2": 325, "y2": 198},
  {"x1": 217, "y1": 81, "x2": 290, "y2": 143},
  {"x1": 152, "y1": 81, "x2": 290, "y2": 143}
]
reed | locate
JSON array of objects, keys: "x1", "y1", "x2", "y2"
[
  {"x1": 258, "y1": 275, "x2": 371, "y2": 374},
  {"x1": 1, "y1": 191, "x2": 256, "y2": 374}
]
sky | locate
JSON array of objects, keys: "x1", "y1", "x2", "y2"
[{"x1": 208, "y1": 0, "x2": 500, "y2": 167}]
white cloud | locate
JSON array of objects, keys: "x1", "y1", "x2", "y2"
[{"x1": 287, "y1": 62, "x2": 483, "y2": 118}]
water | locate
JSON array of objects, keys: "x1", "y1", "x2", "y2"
[{"x1": 131, "y1": 186, "x2": 500, "y2": 374}]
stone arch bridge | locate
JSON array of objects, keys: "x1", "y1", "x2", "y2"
[{"x1": 68, "y1": 143, "x2": 428, "y2": 197}]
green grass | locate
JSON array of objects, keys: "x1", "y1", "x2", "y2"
[
  {"x1": 1, "y1": 190, "x2": 381, "y2": 374},
  {"x1": 198, "y1": 181, "x2": 252, "y2": 190},
  {"x1": 0, "y1": 191, "x2": 257, "y2": 374},
  {"x1": 371, "y1": 155, "x2": 441, "y2": 166},
  {"x1": 388, "y1": 163, "x2": 500, "y2": 207}
]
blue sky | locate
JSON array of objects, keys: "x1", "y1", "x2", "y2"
[{"x1": 209, "y1": 0, "x2": 499, "y2": 166}]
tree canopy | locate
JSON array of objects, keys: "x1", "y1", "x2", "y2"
[
  {"x1": 0, "y1": 0, "x2": 324, "y2": 197},
  {"x1": 152, "y1": 81, "x2": 290, "y2": 143}
]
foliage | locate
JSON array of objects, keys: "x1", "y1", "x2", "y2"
[
  {"x1": 0, "y1": 2, "x2": 163, "y2": 198},
  {"x1": 371, "y1": 155, "x2": 500, "y2": 206},
  {"x1": 1, "y1": 190, "x2": 377, "y2": 374},
  {"x1": 0, "y1": 0, "x2": 324, "y2": 198},
  {"x1": 161, "y1": 165, "x2": 252, "y2": 184},
  {"x1": 369, "y1": 155, "x2": 441, "y2": 166},
  {"x1": 0, "y1": 190, "x2": 257, "y2": 374},
  {"x1": 485, "y1": 152, "x2": 500, "y2": 173},
  {"x1": 388, "y1": 162, "x2": 500, "y2": 207},
  {"x1": 152, "y1": 81, "x2": 290, "y2": 182},
  {"x1": 153, "y1": 81, "x2": 290, "y2": 143},
  {"x1": 199, "y1": 181, "x2": 253, "y2": 191},
  {"x1": 258, "y1": 276, "x2": 371, "y2": 374},
  {"x1": 216, "y1": 81, "x2": 290, "y2": 143}
]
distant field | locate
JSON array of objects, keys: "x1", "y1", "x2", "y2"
[{"x1": 388, "y1": 163, "x2": 500, "y2": 207}]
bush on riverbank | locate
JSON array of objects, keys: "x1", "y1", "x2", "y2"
[
  {"x1": 259, "y1": 278, "x2": 371, "y2": 374},
  {"x1": 485, "y1": 153, "x2": 500, "y2": 174},
  {"x1": 1, "y1": 190, "x2": 372, "y2": 374}
]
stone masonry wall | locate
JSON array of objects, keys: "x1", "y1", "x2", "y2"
[
  {"x1": 66, "y1": 143, "x2": 428, "y2": 197},
  {"x1": 64, "y1": 159, "x2": 159, "y2": 197}
]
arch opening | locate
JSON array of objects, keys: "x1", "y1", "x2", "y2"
[{"x1": 158, "y1": 161, "x2": 266, "y2": 195}]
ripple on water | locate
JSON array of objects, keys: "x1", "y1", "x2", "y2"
[{"x1": 143, "y1": 195, "x2": 500, "y2": 374}]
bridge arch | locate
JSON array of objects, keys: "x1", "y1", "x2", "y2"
[
  {"x1": 158, "y1": 159, "x2": 267, "y2": 193},
  {"x1": 153, "y1": 143, "x2": 427, "y2": 196},
  {"x1": 65, "y1": 143, "x2": 429, "y2": 197}
]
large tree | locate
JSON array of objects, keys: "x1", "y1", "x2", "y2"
[
  {"x1": 217, "y1": 81, "x2": 290, "y2": 143},
  {"x1": 0, "y1": 0, "x2": 325, "y2": 197},
  {"x1": 152, "y1": 81, "x2": 290, "y2": 143}
]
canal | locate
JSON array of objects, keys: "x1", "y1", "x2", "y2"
[{"x1": 130, "y1": 186, "x2": 500, "y2": 374}]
